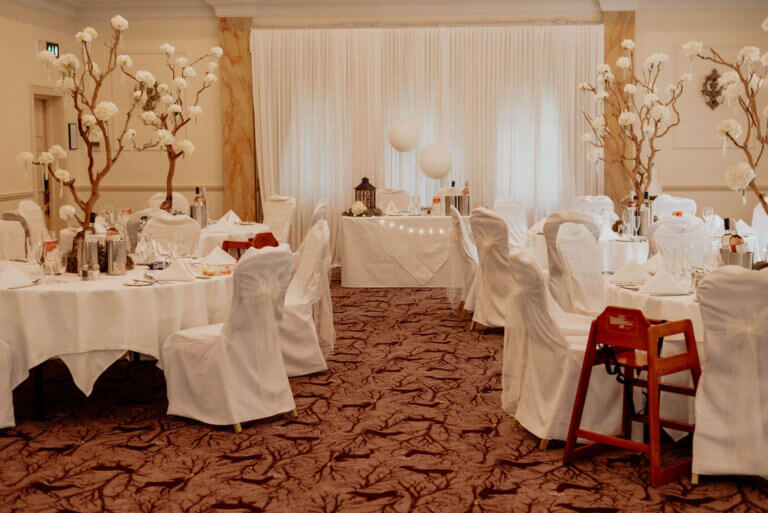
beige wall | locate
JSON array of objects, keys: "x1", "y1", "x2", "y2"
[
  {"x1": 0, "y1": 3, "x2": 225, "y2": 224},
  {"x1": 635, "y1": 8, "x2": 768, "y2": 222}
]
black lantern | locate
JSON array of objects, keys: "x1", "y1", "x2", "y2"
[{"x1": 355, "y1": 177, "x2": 376, "y2": 210}]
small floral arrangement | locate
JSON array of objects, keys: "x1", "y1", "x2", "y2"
[
  {"x1": 672, "y1": 211, "x2": 683, "y2": 217},
  {"x1": 342, "y1": 200, "x2": 382, "y2": 217}
]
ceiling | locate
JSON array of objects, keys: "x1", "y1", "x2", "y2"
[{"x1": 11, "y1": 0, "x2": 768, "y2": 22}]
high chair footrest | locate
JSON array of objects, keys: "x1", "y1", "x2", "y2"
[
  {"x1": 575, "y1": 429, "x2": 649, "y2": 454},
  {"x1": 633, "y1": 416, "x2": 695, "y2": 433},
  {"x1": 633, "y1": 379, "x2": 697, "y2": 397}
]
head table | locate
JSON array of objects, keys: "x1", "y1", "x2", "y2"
[
  {"x1": 0, "y1": 268, "x2": 232, "y2": 396},
  {"x1": 341, "y1": 215, "x2": 455, "y2": 288}
]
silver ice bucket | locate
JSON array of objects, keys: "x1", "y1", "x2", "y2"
[
  {"x1": 444, "y1": 195, "x2": 471, "y2": 216},
  {"x1": 720, "y1": 249, "x2": 754, "y2": 269},
  {"x1": 106, "y1": 237, "x2": 127, "y2": 275},
  {"x1": 78, "y1": 237, "x2": 101, "y2": 280},
  {"x1": 190, "y1": 204, "x2": 207, "y2": 228}
]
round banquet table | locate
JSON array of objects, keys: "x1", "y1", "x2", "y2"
[
  {"x1": 532, "y1": 233, "x2": 649, "y2": 273},
  {"x1": 195, "y1": 221, "x2": 270, "y2": 257},
  {"x1": 0, "y1": 268, "x2": 232, "y2": 396}
]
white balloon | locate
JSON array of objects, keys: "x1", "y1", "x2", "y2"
[
  {"x1": 419, "y1": 144, "x2": 452, "y2": 179},
  {"x1": 387, "y1": 118, "x2": 421, "y2": 152}
]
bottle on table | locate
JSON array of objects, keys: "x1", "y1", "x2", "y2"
[
  {"x1": 639, "y1": 191, "x2": 651, "y2": 236},
  {"x1": 462, "y1": 181, "x2": 469, "y2": 196},
  {"x1": 720, "y1": 218, "x2": 745, "y2": 253},
  {"x1": 201, "y1": 187, "x2": 208, "y2": 206}
]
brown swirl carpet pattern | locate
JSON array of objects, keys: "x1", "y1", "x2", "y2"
[{"x1": 1, "y1": 271, "x2": 766, "y2": 512}]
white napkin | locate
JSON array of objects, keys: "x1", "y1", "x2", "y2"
[
  {"x1": 638, "y1": 269, "x2": 689, "y2": 295},
  {"x1": 0, "y1": 261, "x2": 34, "y2": 289},
  {"x1": 153, "y1": 260, "x2": 195, "y2": 282},
  {"x1": 220, "y1": 210, "x2": 242, "y2": 224},
  {"x1": 642, "y1": 253, "x2": 664, "y2": 275},
  {"x1": 598, "y1": 224, "x2": 620, "y2": 242},
  {"x1": 735, "y1": 219, "x2": 755, "y2": 237},
  {"x1": 610, "y1": 260, "x2": 649, "y2": 285},
  {"x1": 94, "y1": 215, "x2": 107, "y2": 235},
  {"x1": 204, "y1": 246, "x2": 237, "y2": 266},
  {"x1": 385, "y1": 201, "x2": 399, "y2": 215}
]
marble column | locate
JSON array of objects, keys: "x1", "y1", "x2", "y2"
[
  {"x1": 603, "y1": 10, "x2": 635, "y2": 206},
  {"x1": 219, "y1": 17, "x2": 260, "y2": 221}
]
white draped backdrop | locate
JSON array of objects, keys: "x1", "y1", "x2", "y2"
[{"x1": 251, "y1": 24, "x2": 604, "y2": 251}]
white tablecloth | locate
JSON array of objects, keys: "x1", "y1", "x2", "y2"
[
  {"x1": 532, "y1": 233, "x2": 649, "y2": 273},
  {"x1": 0, "y1": 269, "x2": 232, "y2": 396},
  {"x1": 341, "y1": 215, "x2": 454, "y2": 287},
  {"x1": 195, "y1": 222, "x2": 270, "y2": 257}
]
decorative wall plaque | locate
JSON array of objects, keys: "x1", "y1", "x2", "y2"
[{"x1": 701, "y1": 68, "x2": 723, "y2": 110}]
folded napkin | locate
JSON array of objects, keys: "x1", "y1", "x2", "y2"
[
  {"x1": 735, "y1": 219, "x2": 755, "y2": 237},
  {"x1": 220, "y1": 209, "x2": 242, "y2": 224},
  {"x1": 638, "y1": 269, "x2": 688, "y2": 295},
  {"x1": 598, "y1": 224, "x2": 620, "y2": 242},
  {"x1": 0, "y1": 261, "x2": 34, "y2": 289},
  {"x1": 385, "y1": 201, "x2": 399, "y2": 215},
  {"x1": 610, "y1": 260, "x2": 649, "y2": 285},
  {"x1": 93, "y1": 215, "x2": 107, "y2": 235},
  {"x1": 204, "y1": 246, "x2": 237, "y2": 266},
  {"x1": 153, "y1": 260, "x2": 195, "y2": 282},
  {"x1": 642, "y1": 253, "x2": 664, "y2": 275}
]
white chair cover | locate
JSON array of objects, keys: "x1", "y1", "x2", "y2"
[
  {"x1": 160, "y1": 245, "x2": 296, "y2": 426},
  {"x1": 446, "y1": 206, "x2": 478, "y2": 309},
  {"x1": 556, "y1": 222, "x2": 605, "y2": 316},
  {"x1": 311, "y1": 199, "x2": 328, "y2": 226},
  {"x1": 570, "y1": 195, "x2": 617, "y2": 219},
  {"x1": 125, "y1": 208, "x2": 170, "y2": 251},
  {"x1": 652, "y1": 193, "x2": 697, "y2": 219},
  {"x1": 0, "y1": 339, "x2": 14, "y2": 429},
  {"x1": 466, "y1": 208, "x2": 510, "y2": 327},
  {"x1": 653, "y1": 216, "x2": 711, "y2": 268},
  {"x1": 278, "y1": 221, "x2": 334, "y2": 376},
  {"x1": 502, "y1": 249, "x2": 621, "y2": 440},
  {"x1": 543, "y1": 211, "x2": 599, "y2": 312},
  {"x1": 694, "y1": 266, "x2": 768, "y2": 478},
  {"x1": 263, "y1": 195, "x2": 297, "y2": 246},
  {"x1": 142, "y1": 214, "x2": 201, "y2": 255},
  {"x1": 147, "y1": 192, "x2": 190, "y2": 214},
  {"x1": 0, "y1": 221, "x2": 25, "y2": 261},
  {"x1": 18, "y1": 200, "x2": 49, "y2": 248},
  {"x1": 751, "y1": 199, "x2": 768, "y2": 260},
  {"x1": 493, "y1": 197, "x2": 528, "y2": 247},
  {"x1": 376, "y1": 189, "x2": 410, "y2": 213}
]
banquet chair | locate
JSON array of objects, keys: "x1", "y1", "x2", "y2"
[
  {"x1": 160, "y1": 245, "x2": 296, "y2": 431},
  {"x1": 466, "y1": 208, "x2": 511, "y2": 329},
  {"x1": 543, "y1": 211, "x2": 599, "y2": 313},
  {"x1": 492, "y1": 197, "x2": 528, "y2": 247},
  {"x1": 751, "y1": 198, "x2": 768, "y2": 260},
  {"x1": 278, "y1": 220, "x2": 334, "y2": 376},
  {"x1": 142, "y1": 214, "x2": 201, "y2": 256},
  {"x1": 0, "y1": 339, "x2": 15, "y2": 429},
  {"x1": 125, "y1": 208, "x2": 169, "y2": 251},
  {"x1": 0, "y1": 220, "x2": 25, "y2": 261},
  {"x1": 263, "y1": 195, "x2": 297, "y2": 246},
  {"x1": 556, "y1": 223, "x2": 605, "y2": 316},
  {"x1": 652, "y1": 194, "x2": 697, "y2": 219},
  {"x1": 18, "y1": 200, "x2": 49, "y2": 249},
  {"x1": 570, "y1": 195, "x2": 618, "y2": 224},
  {"x1": 653, "y1": 216, "x2": 711, "y2": 268},
  {"x1": 693, "y1": 266, "x2": 768, "y2": 482},
  {"x1": 564, "y1": 307, "x2": 701, "y2": 487},
  {"x1": 376, "y1": 188, "x2": 410, "y2": 212},
  {"x1": 147, "y1": 192, "x2": 190, "y2": 214},
  {"x1": 502, "y1": 250, "x2": 621, "y2": 448},
  {"x1": 447, "y1": 205, "x2": 478, "y2": 317},
  {"x1": 311, "y1": 199, "x2": 328, "y2": 226}
]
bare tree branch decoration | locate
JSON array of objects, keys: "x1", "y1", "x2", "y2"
[
  {"x1": 682, "y1": 17, "x2": 768, "y2": 215},
  {"x1": 17, "y1": 16, "x2": 158, "y2": 231},
  {"x1": 126, "y1": 44, "x2": 222, "y2": 213},
  {"x1": 578, "y1": 38, "x2": 691, "y2": 202}
]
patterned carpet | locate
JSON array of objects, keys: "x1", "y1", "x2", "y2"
[{"x1": 1, "y1": 272, "x2": 766, "y2": 512}]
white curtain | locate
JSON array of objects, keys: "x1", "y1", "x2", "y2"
[{"x1": 251, "y1": 24, "x2": 603, "y2": 251}]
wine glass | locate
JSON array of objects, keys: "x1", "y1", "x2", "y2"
[
  {"x1": 702, "y1": 207, "x2": 714, "y2": 233},
  {"x1": 622, "y1": 209, "x2": 634, "y2": 239}
]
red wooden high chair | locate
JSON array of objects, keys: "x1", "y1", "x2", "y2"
[
  {"x1": 221, "y1": 240, "x2": 253, "y2": 260},
  {"x1": 563, "y1": 307, "x2": 702, "y2": 487}
]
